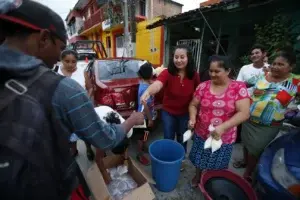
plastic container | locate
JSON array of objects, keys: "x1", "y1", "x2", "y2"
[
  {"x1": 199, "y1": 170, "x2": 257, "y2": 200},
  {"x1": 149, "y1": 139, "x2": 185, "y2": 192}
]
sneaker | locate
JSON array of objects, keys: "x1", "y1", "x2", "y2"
[{"x1": 136, "y1": 152, "x2": 150, "y2": 166}]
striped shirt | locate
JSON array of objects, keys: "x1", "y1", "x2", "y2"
[
  {"x1": 52, "y1": 77, "x2": 125, "y2": 150},
  {"x1": 0, "y1": 44, "x2": 125, "y2": 150}
]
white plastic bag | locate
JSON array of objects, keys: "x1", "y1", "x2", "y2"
[
  {"x1": 107, "y1": 165, "x2": 138, "y2": 200},
  {"x1": 204, "y1": 136, "x2": 213, "y2": 149},
  {"x1": 211, "y1": 139, "x2": 222, "y2": 153},
  {"x1": 204, "y1": 124, "x2": 223, "y2": 153},
  {"x1": 183, "y1": 129, "x2": 193, "y2": 143},
  {"x1": 107, "y1": 165, "x2": 128, "y2": 179}
]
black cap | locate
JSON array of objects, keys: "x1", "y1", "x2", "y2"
[{"x1": 0, "y1": 0, "x2": 67, "y2": 43}]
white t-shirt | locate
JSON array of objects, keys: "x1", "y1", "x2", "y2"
[
  {"x1": 57, "y1": 63, "x2": 86, "y2": 88},
  {"x1": 236, "y1": 63, "x2": 269, "y2": 95},
  {"x1": 57, "y1": 66, "x2": 64, "y2": 76}
]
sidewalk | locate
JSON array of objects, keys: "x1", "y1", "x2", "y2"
[{"x1": 76, "y1": 122, "x2": 245, "y2": 200}]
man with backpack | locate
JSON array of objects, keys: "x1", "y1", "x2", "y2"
[{"x1": 0, "y1": 0, "x2": 144, "y2": 199}]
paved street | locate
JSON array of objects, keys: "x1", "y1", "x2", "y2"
[{"x1": 76, "y1": 122, "x2": 245, "y2": 200}]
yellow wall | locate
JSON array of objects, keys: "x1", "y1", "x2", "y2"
[
  {"x1": 79, "y1": 17, "x2": 164, "y2": 63},
  {"x1": 88, "y1": 34, "x2": 93, "y2": 40},
  {"x1": 101, "y1": 31, "x2": 114, "y2": 57},
  {"x1": 136, "y1": 17, "x2": 163, "y2": 66},
  {"x1": 84, "y1": 30, "x2": 114, "y2": 58}
]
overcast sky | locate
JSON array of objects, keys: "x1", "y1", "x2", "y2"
[{"x1": 34, "y1": 0, "x2": 206, "y2": 20}]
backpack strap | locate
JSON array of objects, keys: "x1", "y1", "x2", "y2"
[
  {"x1": 0, "y1": 66, "x2": 49, "y2": 112},
  {"x1": 0, "y1": 67, "x2": 74, "y2": 198},
  {"x1": 0, "y1": 66, "x2": 55, "y2": 170},
  {"x1": 0, "y1": 66, "x2": 65, "y2": 190}
]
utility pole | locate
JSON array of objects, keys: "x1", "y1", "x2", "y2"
[
  {"x1": 129, "y1": 0, "x2": 136, "y2": 57},
  {"x1": 122, "y1": 0, "x2": 130, "y2": 57}
]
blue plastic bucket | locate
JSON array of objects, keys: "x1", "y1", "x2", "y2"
[{"x1": 149, "y1": 139, "x2": 185, "y2": 192}]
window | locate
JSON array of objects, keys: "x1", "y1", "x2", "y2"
[
  {"x1": 96, "y1": 60, "x2": 143, "y2": 81},
  {"x1": 70, "y1": 23, "x2": 76, "y2": 35},
  {"x1": 77, "y1": 53, "x2": 97, "y2": 61},
  {"x1": 116, "y1": 35, "x2": 124, "y2": 48},
  {"x1": 68, "y1": 18, "x2": 76, "y2": 35},
  {"x1": 139, "y1": 0, "x2": 146, "y2": 16}
]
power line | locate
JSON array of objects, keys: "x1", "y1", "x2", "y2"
[
  {"x1": 197, "y1": 7, "x2": 239, "y2": 75},
  {"x1": 198, "y1": 9, "x2": 226, "y2": 56}
]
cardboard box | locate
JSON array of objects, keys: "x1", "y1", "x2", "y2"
[{"x1": 78, "y1": 154, "x2": 155, "y2": 200}]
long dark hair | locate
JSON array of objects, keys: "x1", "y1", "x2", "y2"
[
  {"x1": 275, "y1": 47, "x2": 296, "y2": 67},
  {"x1": 209, "y1": 55, "x2": 235, "y2": 79},
  {"x1": 168, "y1": 44, "x2": 196, "y2": 80},
  {"x1": 209, "y1": 55, "x2": 231, "y2": 71},
  {"x1": 61, "y1": 49, "x2": 78, "y2": 60}
]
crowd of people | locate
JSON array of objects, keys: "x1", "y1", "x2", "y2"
[
  {"x1": 141, "y1": 40, "x2": 299, "y2": 187},
  {"x1": 0, "y1": 0, "x2": 299, "y2": 199}
]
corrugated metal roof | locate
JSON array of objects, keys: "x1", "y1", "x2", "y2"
[{"x1": 146, "y1": 0, "x2": 238, "y2": 29}]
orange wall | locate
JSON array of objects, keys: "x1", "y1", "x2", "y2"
[{"x1": 200, "y1": 0, "x2": 221, "y2": 7}]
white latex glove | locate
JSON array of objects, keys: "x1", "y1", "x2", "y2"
[{"x1": 95, "y1": 106, "x2": 133, "y2": 138}]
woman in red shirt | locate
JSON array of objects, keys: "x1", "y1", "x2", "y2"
[{"x1": 141, "y1": 44, "x2": 200, "y2": 155}]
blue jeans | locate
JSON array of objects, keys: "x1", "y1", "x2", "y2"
[{"x1": 161, "y1": 110, "x2": 189, "y2": 152}]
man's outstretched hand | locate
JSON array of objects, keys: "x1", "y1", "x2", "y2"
[
  {"x1": 121, "y1": 112, "x2": 145, "y2": 134},
  {"x1": 128, "y1": 112, "x2": 145, "y2": 125}
]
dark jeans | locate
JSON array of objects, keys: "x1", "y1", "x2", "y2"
[{"x1": 161, "y1": 110, "x2": 189, "y2": 152}]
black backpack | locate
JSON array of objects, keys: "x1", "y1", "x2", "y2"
[{"x1": 0, "y1": 66, "x2": 78, "y2": 200}]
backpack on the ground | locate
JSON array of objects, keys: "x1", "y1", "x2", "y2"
[{"x1": 0, "y1": 66, "x2": 77, "y2": 199}]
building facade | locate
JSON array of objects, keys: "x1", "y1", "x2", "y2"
[{"x1": 65, "y1": 0, "x2": 183, "y2": 66}]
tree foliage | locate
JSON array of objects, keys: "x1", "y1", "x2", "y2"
[{"x1": 240, "y1": 14, "x2": 298, "y2": 65}]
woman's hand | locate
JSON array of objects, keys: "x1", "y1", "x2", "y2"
[
  {"x1": 210, "y1": 125, "x2": 226, "y2": 140},
  {"x1": 189, "y1": 97, "x2": 200, "y2": 130},
  {"x1": 140, "y1": 90, "x2": 150, "y2": 104},
  {"x1": 188, "y1": 119, "x2": 196, "y2": 129}
]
